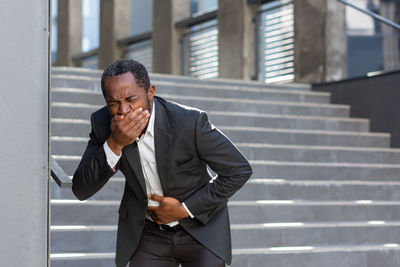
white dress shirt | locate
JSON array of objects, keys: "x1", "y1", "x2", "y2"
[{"x1": 103, "y1": 101, "x2": 194, "y2": 226}]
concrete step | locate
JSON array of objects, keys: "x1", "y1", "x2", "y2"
[
  {"x1": 52, "y1": 82, "x2": 329, "y2": 104},
  {"x1": 50, "y1": 114, "x2": 370, "y2": 141},
  {"x1": 50, "y1": 246, "x2": 400, "y2": 267},
  {"x1": 51, "y1": 120, "x2": 90, "y2": 139},
  {"x1": 207, "y1": 112, "x2": 369, "y2": 132},
  {"x1": 50, "y1": 115, "x2": 370, "y2": 142},
  {"x1": 51, "y1": 71, "x2": 311, "y2": 91},
  {"x1": 52, "y1": 155, "x2": 400, "y2": 179},
  {"x1": 51, "y1": 199, "x2": 400, "y2": 225},
  {"x1": 51, "y1": 129, "x2": 389, "y2": 157},
  {"x1": 50, "y1": 222, "x2": 400, "y2": 252},
  {"x1": 233, "y1": 180, "x2": 400, "y2": 200},
  {"x1": 231, "y1": 222, "x2": 400, "y2": 248},
  {"x1": 51, "y1": 136, "x2": 397, "y2": 163},
  {"x1": 220, "y1": 127, "x2": 388, "y2": 147},
  {"x1": 51, "y1": 178, "x2": 400, "y2": 201},
  {"x1": 229, "y1": 200, "x2": 400, "y2": 224},
  {"x1": 231, "y1": 246, "x2": 400, "y2": 267},
  {"x1": 51, "y1": 225, "x2": 117, "y2": 253},
  {"x1": 250, "y1": 160, "x2": 400, "y2": 181},
  {"x1": 51, "y1": 96, "x2": 350, "y2": 119},
  {"x1": 51, "y1": 254, "x2": 115, "y2": 267},
  {"x1": 236, "y1": 143, "x2": 400, "y2": 164},
  {"x1": 51, "y1": 178, "x2": 124, "y2": 200},
  {"x1": 51, "y1": 200, "x2": 120, "y2": 225},
  {"x1": 220, "y1": 127, "x2": 389, "y2": 147}
]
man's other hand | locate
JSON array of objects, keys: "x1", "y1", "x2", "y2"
[
  {"x1": 147, "y1": 194, "x2": 190, "y2": 224},
  {"x1": 107, "y1": 108, "x2": 150, "y2": 155}
]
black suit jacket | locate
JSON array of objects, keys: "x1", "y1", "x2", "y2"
[{"x1": 72, "y1": 96, "x2": 253, "y2": 267}]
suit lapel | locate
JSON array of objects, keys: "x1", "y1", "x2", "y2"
[
  {"x1": 120, "y1": 97, "x2": 172, "y2": 197},
  {"x1": 122, "y1": 142, "x2": 147, "y2": 195},
  {"x1": 154, "y1": 98, "x2": 172, "y2": 196}
]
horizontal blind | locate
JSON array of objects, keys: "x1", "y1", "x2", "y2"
[
  {"x1": 182, "y1": 20, "x2": 219, "y2": 79},
  {"x1": 260, "y1": 1, "x2": 294, "y2": 83}
]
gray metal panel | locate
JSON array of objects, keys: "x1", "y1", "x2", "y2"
[{"x1": 0, "y1": 0, "x2": 50, "y2": 266}]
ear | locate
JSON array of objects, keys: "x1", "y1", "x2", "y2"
[{"x1": 148, "y1": 85, "x2": 155, "y2": 101}]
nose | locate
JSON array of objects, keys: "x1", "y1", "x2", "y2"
[{"x1": 118, "y1": 102, "x2": 130, "y2": 115}]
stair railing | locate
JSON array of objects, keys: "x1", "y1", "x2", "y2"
[
  {"x1": 51, "y1": 156, "x2": 72, "y2": 188},
  {"x1": 337, "y1": 0, "x2": 400, "y2": 78},
  {"x1": 337, "y1": 0, "x2": 400, "y2": 32}
]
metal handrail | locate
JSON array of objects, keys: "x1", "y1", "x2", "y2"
[
  {"x1": 175, "y1": 10, "x2": 217, "y2": 28},
  {"x1": 117, "y1": 31, "x2": 152, "y2": 47},
  {"x1": 50, "y1": 156, "x2": 72, "y2": 188},
  {"x1": 337, "y1": 0, "x2": 400, "y2": 31}
]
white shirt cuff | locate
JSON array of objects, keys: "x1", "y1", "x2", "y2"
[
  {"x1": 103, "y1": 141, "x2": 121, "y2": 170},
  {"x1": 182, "y1": 202, "x2": 195, "y2": 218}
]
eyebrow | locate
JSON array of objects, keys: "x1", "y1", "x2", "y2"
[{"x1": 106, "y1": 94, "x2": 138, "y2": 103}]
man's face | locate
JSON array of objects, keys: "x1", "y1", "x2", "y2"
[{"x1": 103, "y1": 72, "x2": 154, "y2": 117}]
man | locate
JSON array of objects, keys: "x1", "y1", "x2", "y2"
[{"x1": 72, "y1": 59, "x2": 252, "y2": 267}]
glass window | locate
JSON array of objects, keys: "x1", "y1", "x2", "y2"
[
  {"x1": 131, "y1": 0, "x2": 153, "y2": 35},
  {"x1": 82, "y1": 0, "x2": 100, "y2": 52},
  {"x1": 191, "y1": 0, "x2": 218, "y2": 16},
  {"x1": 346, "y1": 0, "x2": 400, "y2": 78}
]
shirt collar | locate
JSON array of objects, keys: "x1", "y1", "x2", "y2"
[{"x1": 145, "y1": 100, "x2": 155, "y2": 137}]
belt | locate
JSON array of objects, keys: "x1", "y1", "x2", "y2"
[{"x1": 145, "y1": 219, "x2": 184, "y2": 233}]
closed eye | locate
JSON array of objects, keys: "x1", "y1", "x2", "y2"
[
  {"x1": 126, "y1": 96, "x2": 138, "y2": 102},
  {"x1": 107, "y1": 101, "x2": 118, "y2": 107}
]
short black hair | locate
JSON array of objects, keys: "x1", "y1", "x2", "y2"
[{"x1": 101, "y1": 59, "x2": 150, "y2": 97}]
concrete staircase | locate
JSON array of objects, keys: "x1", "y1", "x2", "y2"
[{"x1": 50, "y1": 66, "x2": 400, "y2": 267}]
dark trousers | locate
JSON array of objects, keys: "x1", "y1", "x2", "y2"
[{"x1": 129, "y1": 220, "x2": 225, "y2": 267}]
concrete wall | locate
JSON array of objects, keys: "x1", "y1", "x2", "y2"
[
  {"x1": 0, "y1": 0, "x2": 50, "y2": 266},
  {"x1": 153, "y1": 0, "x2": 190, "y2": 74},
  {"x1": 218, "y1": 0, "x2": 259, "y2": 80},
  {"x1": 99, "y1": 0, "x2": 131, "y2": 69},
  {"x1": 313, "y1": 71, "x2": 400, "y2": 147},
  {"x1": 55, "y1": 0, "x2": 82, "y2": 66},
  {"x1": 294, "y1": 0, "x2": 347, "y2": 83}
]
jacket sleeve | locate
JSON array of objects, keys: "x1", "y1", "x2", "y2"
[
  {"x1": 183, "y1": 112, "x2": 253, "y2": 224},
  {"x1": 72, "y1": 113, "x2": 117, "y2": 200}
]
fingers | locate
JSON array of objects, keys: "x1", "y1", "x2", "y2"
[
  {"x1": 148, "y1": 194, "x2": 164, "y2": 202},
  {"x1": 112, "y1": 108, "x2": 149, "y2": 125},
  {"x1": 117, "y1": 109, "x2": 149, "y2": 135},
  {"x1": 128, "y1": 107, "x2": 147, "y2": 121},
  {"x1": 147, "y1": 206, "x2": 157, "y2": 212},
  {"x1": 147, "y1": 207, "x2": 163, "y2": 224},
  {"x1": 111, "y1": 108, "x2": 150, "y2": 141},
  {"x1": 125, "y1": 114, "x2": 149, "y2": 138}
]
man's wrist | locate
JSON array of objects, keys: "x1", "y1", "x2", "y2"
[
  {"x1": 106, "y1": 137, "x2": 123, "y2": 156},
  {"x1": 180, "y1": 206, "x2": 190, "y2": 219},
  {"x1": 181, "y1": 202, "x2": 194, "y2": 219}
]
